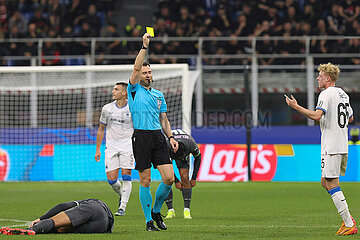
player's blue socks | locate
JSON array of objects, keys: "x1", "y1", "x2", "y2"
[
  {"x1": 139, "y1": 185, "x2": 152, "y2": 223},
  {"x1": 153, "y1": 182, "x2": 172, "y2": 213}
]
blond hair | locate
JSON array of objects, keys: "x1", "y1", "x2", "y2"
[{"x1": 318, "y1": 63, "x2": 340, "y2": 82}]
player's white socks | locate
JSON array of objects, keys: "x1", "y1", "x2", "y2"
[
  {"x1": 120, "y1": 180, "x2": 132, "y2": 211},
  {"x1": 329, "y1": 187, "x2": 353, "y2": 227},
  {"x1": 110, "y1": 180, "x2": 122, "y2": 196}
]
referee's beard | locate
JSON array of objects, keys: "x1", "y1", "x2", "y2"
[{"x1": 140, "y1": 79, "x2": 152, "y2": 88}]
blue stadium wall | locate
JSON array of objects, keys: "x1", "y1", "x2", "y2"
[{"x1": 0, "y1": 126, "x2": 359, "y2": 182}]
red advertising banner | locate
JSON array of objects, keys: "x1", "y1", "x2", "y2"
[
  {"x1": 197, "y1": 144, "x2": 278, "y2": 182},
  {"x1": 0, "y1": 149, "x2": 9, "y2": 181}
]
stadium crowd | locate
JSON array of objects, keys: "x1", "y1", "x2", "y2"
[{"x1": 0, "y1": 0, "x2": 359, "y2": 66}]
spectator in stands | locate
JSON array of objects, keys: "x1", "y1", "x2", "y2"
[
  {"x1": 253, "y1": 20, "x2": 274, "y2": 37},
  {"x1": 210, "y1": 4, "x2": 231, "y2": 36},
  {"x1": 124, "y1": 16, "x2": 142, "y2": 37},
  {"x1": 339, "y1": 0, "x2": 360, "y2": 33},
  {"x1": 63, "y1": 0, "x2": 87, "y2": 30},
  {"x1": 256, "y1": 33, "x2": 275, "y2": 67},
  {"x1": 256, "y1": 0, "x2": 272, "y2": 20},
  {"x1": 329, "y1": 38, "x2": 351, "y2": 65},
  {"x1": 48, "y1": 14, "x2": 61, "y2": 35},
  {"x1": 261, "y1": 7, "x2": 283, "y2": 35},
  {"x1": 150, "y1": 41, "x2": 167, "y2": 64},
  {"x1": 285, "y1": 6, "x2": 300, "y2": 33},
  {"x1": 192, "y1": 6, "x2": 211, "y2": 37},
  {"x1": 327, "y1": 3, "x2": 346, "y2": 35},
  {"x1": 347, "y1": 38, "x2": 360, "y2": 66},
  {"x1": 175, "y1": 5, "x2": 193, "y2": 37},
  {"x1": 0, "y1": 4, "x2": 9, "y2": 34},
  {"x1": 126, "y1": 27, "x2": 142, "y2": 56},
  {"x1": 277, "y1": 32, "x2": 303, "y2": 65},
  {"x1": 306, "y1": 0, "x2": 325, "y2": 18},
  {"x1": 225, "y1": 34, "x2": 245, "y2": 66},
  {"x1": 101, "y1": 23, "x2": 123, "y2": 64},
  {"x1": 0, "y1": 32, "x2": 10, "y2": 66},
  {"x1": 27, "y1": 22, "x2": 44, "y2": 38},
  {"x1": 59, "y1": 25, "x2": 75, "y2": 57},
  {"x1": 28, "y1": 8, "x2": 49, "y2": 36},
  {"x1": 42, "y1": 40, "x2": 61, "y2": 66},
  {"x1": 155, "y1": 4, "x2": 174, "y2": 30},
  {"x1": 311, "y1": 19, "x2": 329, "y2": 64},
  {"x1": 232, "y1": 14, "x2": 252, "y2": 36},
  {"x1": 154, "y1": 18, "x2": 174, "y2": 37},
  {"x1": 75, "y1": 4, "x2": 102, "y2": 36},
  {"x1": 349, "y1": 20, "x2": 360, "y2": 36},
  {"x1": 240, "y1": 3, "x2": 257, "y2": 30},
  {"x1": 302, "y1": 4, "x2": 317, "y2": 28},
  {"x1": 46, "y1": 0, "x2": 65, "y2": 18},
  {"x1": 77, "y1": 22, "x2": 93, "y2": 55},
  {"x1": 9, "y1": 10, "x2": 28, "y2": 35}
]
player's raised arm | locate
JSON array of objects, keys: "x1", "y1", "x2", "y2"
[{"x1": 129, "y1": 33, "x2": 151, "y2": 85}]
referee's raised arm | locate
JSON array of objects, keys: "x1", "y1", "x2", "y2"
[{"x1": 129, "y1": 33, "x2": 151, "y2": 85}]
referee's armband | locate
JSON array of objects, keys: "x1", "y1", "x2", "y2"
[{"x1": 168, "y1": 136, "x2": 174, "y2": 140}]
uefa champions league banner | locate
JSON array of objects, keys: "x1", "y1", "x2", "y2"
[{"x1": 0, "y1": 144, "x2": 359, "y2": 182}]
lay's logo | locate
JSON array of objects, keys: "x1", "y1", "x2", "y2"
[{"x1": 0, "y1": 149, "x2": 10, "y2": 181}]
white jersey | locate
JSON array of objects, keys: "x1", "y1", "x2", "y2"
[
  {"x1": 316, "y1": 87, "x2": 353, "y2": 154},
  {"x1": 99, "y1": 101, "x2": 133, "y2": 152}
]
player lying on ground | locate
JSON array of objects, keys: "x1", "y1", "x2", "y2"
[{"x1": 0, "y1": 199, "x2": 114, "y2": 235}]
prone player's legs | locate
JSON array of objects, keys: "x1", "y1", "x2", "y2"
[{"x1": 51, "y1": 212, "x2": 73, "y2": 233}]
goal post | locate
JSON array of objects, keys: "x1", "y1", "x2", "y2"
[
  {"x1": 0, "y1": 64, "x2": 199, "y2": 181},
  {"x1": 0, "y1": 64, "x2": 198, "y2": 133}
]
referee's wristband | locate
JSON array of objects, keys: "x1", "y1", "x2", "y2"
[
  {"x1": 141, "y1": 45, "x2": 148, "y2": 50},
  {"x1": 168, "y1": 136, "x2": 174, "y2": 140}
]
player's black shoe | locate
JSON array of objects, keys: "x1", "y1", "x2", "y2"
[
  {"x1": 146, "y1": 220, "x2": 160, "y2": 231},
  {"x1": 151, "y1": 210, "x2": 167, "y2": 230}
]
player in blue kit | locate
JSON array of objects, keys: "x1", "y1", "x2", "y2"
[{"x1": 127, "y1": 32, "x2": 179, "y2": 231}]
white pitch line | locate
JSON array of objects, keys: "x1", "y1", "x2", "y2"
[
  {"x1": 0, "y1": 219, "x2": 32, "y2": 228},
  {"x1": 0, "y1": 219, "x2": 30, "y2": 223},
  {"x1": 117, "y1": 224, "x2": 339, "y2": 229}
]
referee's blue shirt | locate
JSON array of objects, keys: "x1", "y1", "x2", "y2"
[{"x1": 127, "y1": 82, "x2": 167, "y2": 130}]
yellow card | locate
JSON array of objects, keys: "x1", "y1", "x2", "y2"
[{"x1": 146, "y1": 27, "x2": 154, "y2": 37}]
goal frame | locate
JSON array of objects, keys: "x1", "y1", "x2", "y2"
[{"x1": 0, "y1": 64, "x2": 197, "y2": 134}]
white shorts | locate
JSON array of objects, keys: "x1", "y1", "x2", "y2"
[
  {"x1": 105, "y1": 149, "x2": 135, "y2": 172},
  {"x1": 321, "y1": 153, "x2": 348, "y2": 178}
]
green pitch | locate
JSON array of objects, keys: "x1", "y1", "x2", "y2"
[{"x1": 0, "y1": 182, "x2": 359, "y2": 239}]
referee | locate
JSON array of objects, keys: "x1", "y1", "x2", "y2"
[{"x1": 127, "y1": 32, "x2": 179, "y2": 231}]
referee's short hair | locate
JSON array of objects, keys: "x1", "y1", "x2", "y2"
[{"x1": 143, "y1": 62, "x2": 150, "y2": 67}]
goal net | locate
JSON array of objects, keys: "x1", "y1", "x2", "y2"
[{"x1": 0, "y1": 64, "x2": 200, "y2": 181}]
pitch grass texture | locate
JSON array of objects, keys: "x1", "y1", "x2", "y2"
[{"x1": 0, "y1": 182, "x2": 359, "y2": 239}]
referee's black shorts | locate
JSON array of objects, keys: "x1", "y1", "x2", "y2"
[{"x1": 132, "y1": 129, "x2": 172, "y2": 171}]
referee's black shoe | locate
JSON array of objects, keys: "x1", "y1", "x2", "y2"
[
  {"x1": 151, "y1": 210, "x2": 167, "y2": 230},
  {"x1": 146, "y1": 220, "x2": 160, "y2": 231}
]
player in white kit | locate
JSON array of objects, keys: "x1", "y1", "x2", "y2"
[
  {"x1": 95, "y1": 82, "x2": 135, "y2": 216},
  {"x1": 285, "y1": 63, "x2": 357, "y2": 236}
]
